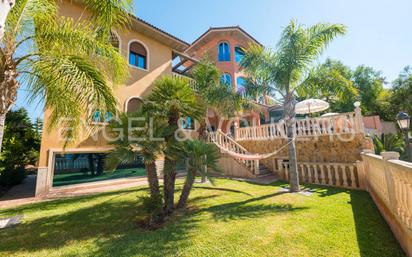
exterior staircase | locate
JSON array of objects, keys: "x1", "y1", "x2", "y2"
[
  {"x1": 208, "y1": 130, "x2": 272, "y2": 178},
  {"x1": 258, "y1": 164, "x2": 272, "y2": 177}
]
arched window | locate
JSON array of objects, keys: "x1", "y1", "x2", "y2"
[
  {"x1": 235, "y1": 46, "x2": 245, "y2": 63},
  {"x1": 236, "y1": 77, "x2": 247, "y2": 97},
  {"x1": 182, "y1": 117, "x2": 195, "y2": 130},
  {"x1": 110, "y1": 31, "x2": 120, "y2": 50},
  {"x1": 129, "y1": 41, "x2": 147, "y2": 69},
  {"x1": 220, "y1": 73, "x2": 232, "y2": 87},
  {"x1": 126, "y1": 97, "x2": 144, "y2": 113},
  {"x1": 218, "y1": 42, "x2": 230, "y2": 62}
]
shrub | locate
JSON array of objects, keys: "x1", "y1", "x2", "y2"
[
  {"x1": 0, "y1": 166, "x2": 26, "y2": 187},
  {"x1": 0, "y1": 108, "x2": 40, "y2": 186}
]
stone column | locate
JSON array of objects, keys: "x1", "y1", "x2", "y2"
[
  {"x1": 35, "y1": 167, "x2": 49, "y2": 197},
  {"x1": 354, "y1": 101, "x2": 364, "y2": 133},
  {"x1": 233, "y1": 120, "x2": 239, "y2": 140}
]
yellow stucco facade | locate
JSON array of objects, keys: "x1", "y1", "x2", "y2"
[{"x1": 36, "y1": 1, "x2": 190, "y2": 195}]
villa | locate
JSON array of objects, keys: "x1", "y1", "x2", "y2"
[
  {"x1": 36, "y1": 0, "x2": 276, "y2": 193},
  {"x1": 30, "y1": 1, "x2": 412, "y2": 254}
]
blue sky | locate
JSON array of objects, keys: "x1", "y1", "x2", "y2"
[{"x1": 16, "y1": 0, "x2": 412, "y2": 121}]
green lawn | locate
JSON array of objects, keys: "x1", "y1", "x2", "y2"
[
  {"x1": 52, "y1": 168, "x2": 147, "y2": 187},
  {"x1": 0, "y1": 179, "x2": 404, "y2": 257}
]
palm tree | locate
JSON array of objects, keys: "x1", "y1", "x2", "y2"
[
  {"x1": 191, "y1": 58, "x2": 256, "y2": 140},
  {"x1": 241, "y1": 21, "x2": 346, "y2": 192},
  {"x1": 191, "y1": 59, "x2": 256, "y2": 183},
  {"x1": 147, "y1": 76, "x2": 204, "y2": 214},
  {"x1": 0, "y1": 0, "x2": 132, "y2": 153},
  {"x1": 106, "y1": 111, "x2": 168, "y2": 224},
  {"x1": 176, "y1": 140, "x2": 220, "y2": 209},
  {"x1": 107, "y1": 111, "x2": 166, "y2": 202}
]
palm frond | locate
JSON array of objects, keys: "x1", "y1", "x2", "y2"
[
  {"x1": 22, "y1": 54, "x2": 117, "y2": 139},
  {"x1": 3, "y1": 0, "x2": 55, "y2": 43},
  {"x1": 178, "y1": 140, "x2": 222, "y2": 182},
  {"x1": 191, "y1": 57, "x2": 220, "y2": 91},
  {"x1": 148, "y1": 76, "x2": 205, "y2": 121},
  {"x1": 83, "y1": 0, "x2": 133, "y2": 38},
  {"x1": 107, "y1": 110, "x2": 167, "y2": 167},
  {"x1": 32, "y1": 16, "x2": 128, "y2": 84}
]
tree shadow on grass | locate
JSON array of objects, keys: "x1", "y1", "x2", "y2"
[
  {"x1": 349, "y1": 190, "x2": 405, "y2": 257},
  {"x1": 0, "y1": 185, "x2": 307, "y2": 256},
  {"x1": 193, "y1": 186, "x2": 253, "y2": 196},
  {"x1": 0, "y1": 187, "x2": 149, "y2": 217},
  {"x1": 202, "y1": 191, "x2": 308, "y2": 221},
  {"x1": 0, "y1": 190, "x2": 198, "y2": 257}
]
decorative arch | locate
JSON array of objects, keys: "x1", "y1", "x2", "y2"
[
  {"x1": 125, "y1": 96, "x2": 144, "y2": 113},
  {"x1": 128, "y1": 39, "x2": 149, "y2": 70}
]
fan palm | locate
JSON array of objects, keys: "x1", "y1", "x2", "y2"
[
  {"x1": 0, "y1": 0, "x2": 132, "y2": 153},
  {"x1": 106, "y1": 111, "x2": 168, "y2": 223},
  {"x1": 176, "y1": 140, "x2": 220, "y2": 209},
  {"x1": 241, "y1": 21, "x2": 346, "y2": 192},
  {"x1": 147, "y1": 76, "x2": 204, "y2": 213}
]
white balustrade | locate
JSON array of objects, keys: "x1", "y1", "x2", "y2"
[
  {"x1": 235, "y1": 112, "x2": 362, "y2": 141},
  {"x1": 208, "y1": 130, "x2": 260, "y2": 175},
  {"x1": 282, "y1": 161, "x2": 362, "y2": 189}
]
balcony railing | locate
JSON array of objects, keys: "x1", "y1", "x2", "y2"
[{"x1": 235, "y1": 109, "x2": 364, "y2": 141}]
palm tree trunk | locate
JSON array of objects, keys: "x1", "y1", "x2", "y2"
[
  {"x1": 163, "y1": 158, "x2": 176, "y2": 214},
  {"x1": 177, "y1": 169, "x2": 196, "y2": 209},
  {"x1": 146, "y1": 162, "x2": 161, "y2": 199},
  {"x1": 284, "y1": 92, "x2": 300, "y2": 192},
  {"x1": 197, "y1": 119, "x2": 208, "y2": 141},
  {"x1": 0, "y1": 49, "x2": 19, "y2": 156}
]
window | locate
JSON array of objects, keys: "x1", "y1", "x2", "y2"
[
  {"x1": 235, "y1": 46, "x2": 245, "y2": 63},
  {"x1": 92, "y1": 111, "x2": 113, "y2": 123},
  {"x1": 218, "y1": 42, "x2": 230, "y2": 62},
  {"x1": 110, "y1": 31, "x2": 120, "y2": 50},
  {"x1": 236, "y1": 77, "x2": 247, "y2": 97},
  {"x1": 220, "y1": 73, "x2": 232, "y2": 87},
  {"x1": 129, "y1": 41, "x2": 147, "y2": 69},
  {"x1": 126, "y1": 97, "x2": 144, "y2": 113},
  {"x1": 182, "y1": 117, "x2": 195, "y2": 130}
]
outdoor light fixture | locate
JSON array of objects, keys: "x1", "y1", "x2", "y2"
[
  {"x1": 396, "y1": 112, "x2": 411, "y2": 161},
  {"x1": 396, "y1": 112, "x2": 410, "y2": 130}
]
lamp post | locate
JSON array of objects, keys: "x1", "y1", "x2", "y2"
[{"x1": 396, "y1": 112, "x2": 411, "y2": 161}]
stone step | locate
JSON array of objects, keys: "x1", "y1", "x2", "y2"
[{"x1": 257, "y1": 167, "x2": 272, "y2": 176}]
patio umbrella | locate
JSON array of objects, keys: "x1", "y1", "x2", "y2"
[
  {"x1": 295, "y1": 99, "x2": 329, "y2": 115},
  {"x1": 321, "y1": 113, "x2": 340, "y2": 117}
]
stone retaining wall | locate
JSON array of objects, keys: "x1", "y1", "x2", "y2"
[{"x1": 239, "y1": 133, "x2": 374, "y2": 164}]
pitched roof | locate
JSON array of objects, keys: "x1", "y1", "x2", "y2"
[
  {"x1": 129, "y1": 14, "x2": 190, "y2": 52},
  {"x1": 130, "y1": 14, "x2": 190, "y2": 48},
  {"x1": 186, "y1": 26, "x2": 262, "y2": 52},
  {"x1": 70, "y1": 0, "x2": 189, "y2": 51}
]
